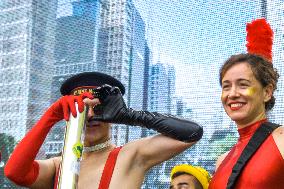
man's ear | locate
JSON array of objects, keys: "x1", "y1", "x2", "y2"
[{"x1": 263, "y1": 84, "x2": 273, "y2": 103}]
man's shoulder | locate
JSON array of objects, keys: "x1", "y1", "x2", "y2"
[
  {"x1": 118, "y1": 136, "x2": 156, "y2": 162},
  {"x1": 273, "y1": 125, "x2": 284, "y2": 132},
  {"x1": 272, "y1": 125, "x2": 284, "y2": 140},
  {"x1": 272, "y1": 126, "x2": 284, "y2": 158},
  {"x1": 215, "y1": 151, "x2": 230, "y2": 171},
  {"x1": 51, "y1": 156, "x2": 62, "y2": 166}
]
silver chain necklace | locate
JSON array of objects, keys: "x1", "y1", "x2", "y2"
[{"x1": 83, "y1": 139, "x2": 111, "y2": 153}]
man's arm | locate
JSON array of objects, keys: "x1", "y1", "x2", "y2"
[
  {"x1": 215, "y1": 151, "x2": 229, "y2": 171},
  {"x1": 272, "y1": 126, "x2": 284, "y2": 159},
  {"x1": 4, "y1": 93, "x2": 92, "y2": 187},
  {"x1": 93, "y1": 85, "x2": 203, "y2": 169},
  {"x1": 29, "y1": 158, "x2": 60, "y2": 189},
  {"x1": 94, "y1": 85, "x2": 203, "y2": 142},
  {"x1": 129, "y1": 134, "x2": 196, "y2": 170}
]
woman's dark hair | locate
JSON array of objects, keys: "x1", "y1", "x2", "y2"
[{"x1": 219, "y1": 53, "x2": 279, "y2": 111}]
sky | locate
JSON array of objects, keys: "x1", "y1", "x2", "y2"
[
  {"x1": 133, "y1": 0, "x2": 259, "y2": 99},
  {"x1": 57, "y1": 0, "x2": 260, "y2": 101}
]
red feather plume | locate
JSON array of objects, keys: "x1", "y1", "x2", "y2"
[{"x1": 246, "y1": 18, "x2": 274, "y2": 62}]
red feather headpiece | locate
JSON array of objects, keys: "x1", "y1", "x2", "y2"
[{"x1": 246, "y1": 18, "x2": 274, "y2": 62}]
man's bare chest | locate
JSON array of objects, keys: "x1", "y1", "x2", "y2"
[
  {"x1": 77, "y1": 155, "x2": 107, "y2": 188},
  {"x1": 74, "y1": 147, "x2": 144, "y2": 189}
]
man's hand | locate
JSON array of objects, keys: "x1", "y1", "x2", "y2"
[
  {"x1": 49, "y1": 92, "x2": 94, "y2": 121},
  {"x1": 93, "y1": 84, "x2": 127, "y2": 123}
]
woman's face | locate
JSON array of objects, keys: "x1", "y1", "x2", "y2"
[{"x1": 221, "y1": 62, "x2": 272, "y2": 127}]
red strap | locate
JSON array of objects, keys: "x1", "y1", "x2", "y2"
[
  {"x1": 53, "y1": 164, "x2": 61, "y2": 189},
  {"x1": 98, "y1": 147, "x2": 122, "y2": 189}
]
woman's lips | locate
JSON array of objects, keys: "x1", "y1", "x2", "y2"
[{"x1": 229, "y1": 103, "x2": 245, "y2": 111}]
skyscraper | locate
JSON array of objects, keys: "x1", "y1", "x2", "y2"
[
  {"x1": 52, "y1": 1, "x2": 101, "y2": 100},
  {"x1": 45, "y1": 0, "x2": 102, "y2": 156},
  {"x1": 143, "y1": 42, "x2": 151, "y2": 110},
  {"x1": 96, "y1": 0, "x2": 147, "y2": 144},
  {"x1": 0, "y1": 0, "x2": 57, "y2": 141},
  {"x1": 167, "y1": 65, "x2": 176, "y2": 114},
  {"x1": 148, "y1": 63, "x2": 173, "y2": 114}
]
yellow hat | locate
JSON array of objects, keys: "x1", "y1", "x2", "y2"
[{"x1": 170, "y1": 164, "x2": 211, "y2": 189}]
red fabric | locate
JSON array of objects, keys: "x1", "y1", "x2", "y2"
[
  {"x1": 209, "y1": 120, "x2": 284, "y2": 189},
  {"x1": 98, "y1": 147, "x2": 122, "y2": 189},
  {"x1": 4, "y1": 93, "x2": 92, "y2": 186}
]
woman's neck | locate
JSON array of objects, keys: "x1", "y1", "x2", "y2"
[
  {"x1": 237, "y1": 118, "x2": 267, "y2": 140},
  {"x1": 235, "y1": 113, "x2": 266, "y2": 129}
]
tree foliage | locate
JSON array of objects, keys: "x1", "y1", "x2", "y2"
[{"x1": 0, "y1": 133, "x2": 17, "y2": 188}]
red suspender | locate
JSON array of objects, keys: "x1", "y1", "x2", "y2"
[
  {"x1": 98, "y1": 146, "x2": 122, "y2": 189},
  {"x1": 54, "y1": 147, "x2": 122, "y2": 189},
  {"x1": 53, "y1": 164, "x2": 61, "y2": 189}
]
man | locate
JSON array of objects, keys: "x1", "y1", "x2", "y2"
[
  {"x1": 170, "y1": 164, "x2": 211, "y2": 189},
  {"x1": 5, "y1": 72, "x2": 203, "y2": 189}
]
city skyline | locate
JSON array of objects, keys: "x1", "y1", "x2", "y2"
[{"x1": 56, "y1": 0, "x2": 266, "y2": 102}]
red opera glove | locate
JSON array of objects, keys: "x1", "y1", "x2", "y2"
[
  {"x1": 50, "y1": 92, "x2": 94, "y2": 121},
  {"x1": 4, "y1": 92, "x2": 93, "y2": 186}
]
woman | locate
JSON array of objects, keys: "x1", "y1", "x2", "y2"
[{"x1": 209, "y1": 53, "x2": 284, "y2": 188}]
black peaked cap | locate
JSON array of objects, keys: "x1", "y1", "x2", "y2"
[{"x1": 60, "y1": 72, "x2": 125, "y2": 95}]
